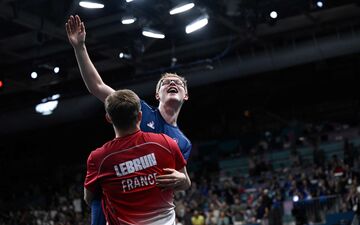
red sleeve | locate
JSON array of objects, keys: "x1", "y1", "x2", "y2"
[{"x1": 84, "y1": 151, "x2": 100, "y2": 193}]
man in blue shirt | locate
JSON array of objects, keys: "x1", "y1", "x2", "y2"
[
  {"x1": 140, "y1": 98, "x2": 191, "y2": 161},
  {"x1": 66, "y1": 15, "x2": 192, "y2": 224}
]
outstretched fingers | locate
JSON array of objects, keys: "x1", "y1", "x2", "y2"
[
  {"x1": 65, "y1": 22, "x2": 70, "y2": 35},
  {"x1": 68, "y1": 16, "x2": 74, "y2": 34},
  {"x1": 65, "y1": 15, "x2": 82, "y2": 35},
  {"x1": 80, "y1": 22, "x2": 85, "y2": 33},
  {"x1": 156, "y1": 176, "x2": 177, "y2": 183},
  {"x1": 75, "y1": 15, "x2": 81, "y2": 29}
]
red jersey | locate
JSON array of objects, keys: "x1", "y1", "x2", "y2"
[{"x1": 84, "y1": 130, "x2": 186, "y2": 225}]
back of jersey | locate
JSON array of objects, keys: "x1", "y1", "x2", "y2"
[{"x1": 96, "y1": 131, "x2": 185, "y2": 225}]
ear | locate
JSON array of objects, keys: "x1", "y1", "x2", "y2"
[
  {"x1": 137, "y1": 111, "x2": 142, "y2": 123},
  {"x1": 105, "y1": 113, "x2": 113, "y2": 124},
  {"x1": 155, "y1": 92, "x2": 160, "y2": 100},
  {"x1": 183, "y1": 93, "x2": 189, "y2": 101}
]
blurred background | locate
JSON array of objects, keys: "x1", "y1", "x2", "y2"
[{"x1": 1, "y1": 0, "x2": 360, "y2": 224}]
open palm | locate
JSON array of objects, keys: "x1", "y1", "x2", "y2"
[{"x1": 65, "y1": 15, "x2": 86, "y2": 48}]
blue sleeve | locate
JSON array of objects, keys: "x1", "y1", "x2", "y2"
[
  {"x1": 140, "y1": 100, "x2": 158, "y2": 132},
  {"x1": 91, "y1": 199, "x2": 106, "y2": 225},
  {"x1": 140, "y1": 100, "x2": 152, "y2": 115},
  {"x1": 140, "y1": 100, "x2": 150, "y2": 130},
  {"x1": 183, "y1": 143, "x2": 192, "y2": 161}
]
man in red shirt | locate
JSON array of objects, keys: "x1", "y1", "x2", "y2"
[{"x1": 84, "y1": 89, "x2": 191, "y2": 225}]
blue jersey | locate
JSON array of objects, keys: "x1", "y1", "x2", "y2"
[{"x1": 140, "y1": 100, "x2": 191, "y2": 161}]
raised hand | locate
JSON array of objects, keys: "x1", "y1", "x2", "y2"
[{"x1": 65, "y1": 15, "x2": 86, "y2": 48}]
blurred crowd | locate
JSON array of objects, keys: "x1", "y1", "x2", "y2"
[{"x1": 1, "y1": 122, "x2": 360, "y2": 225}]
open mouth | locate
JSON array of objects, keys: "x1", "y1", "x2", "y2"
[{"x1": 167, "y1": 87, "x2": 178, "y2": 93}]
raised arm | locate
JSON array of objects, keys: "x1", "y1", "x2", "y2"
[{"x1": 65, "y1": 15, "x2": 114, "y2": 102}]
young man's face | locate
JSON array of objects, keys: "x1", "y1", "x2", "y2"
[{"x1": 156, "y1": 76, "x2": 188, "y2": 104}]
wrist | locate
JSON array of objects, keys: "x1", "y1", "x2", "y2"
[{"x1": 73, "y1": 43, "x2": 86, "y2": 51}]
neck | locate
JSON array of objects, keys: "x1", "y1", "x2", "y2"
[
  {"x1": 158, "y1": 101, "x2": 182, "y2": 126},
  {"x1": 114, "y1": 126, "x2": 140, "y2": 138}
]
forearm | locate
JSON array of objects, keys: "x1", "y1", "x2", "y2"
[
  {"x1": 174, "y1": 175, "x2": 191, "y2": 191},
  {"x1": 73, "y1": 45, "x2": 114, "y2": 102},
  {"x1": 174, "y1": 167, "x2": 191, "y2": 191},
  {"x1": 156, "y1": 167, "x2": 191, "y2": 191}
]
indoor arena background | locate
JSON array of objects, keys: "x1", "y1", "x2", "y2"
[{"x1": 1, "y1": 0, "x2": 360, "y2": 224}]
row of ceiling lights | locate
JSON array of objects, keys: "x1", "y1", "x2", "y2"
[
  {"x1": 2, "y1": 1, "x2": 326, "y2": 85},
  {"x1": 78, "y1": 1, "x2": 209, "y2": 38},
  {"x1": 269, "y1": 0, "x2": 325, "y2": 19},
  {"x1": 31, "y1": 2, "x2": 201, "y2": 115},
  {"x1": 4, "y1": 2, "x2": 202, "y2": 110},
  {"x1": 4, "y1": 0, "x2": 326, "y2": 87},
  {"x1": 32, "y1": 0, "x2": 200, "y2": 115},
  {"x1": 30, "y1": 65, "x2": 60, "y2": 79}
]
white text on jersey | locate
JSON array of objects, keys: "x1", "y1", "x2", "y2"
[
  {"x1": 114, "y1": 153, "x2": 157, "y2": 177},
  {"x1": 122, "y1": 173, "x2": 157, "y2": 192}
]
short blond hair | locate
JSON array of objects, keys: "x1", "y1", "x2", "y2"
[{"x1": 156, "y1": 72, "x2": 188, "y2": 93}]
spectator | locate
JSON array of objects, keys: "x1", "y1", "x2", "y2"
[{"x1": 191, "y1": 209, "x2": 205, "y2": 225}]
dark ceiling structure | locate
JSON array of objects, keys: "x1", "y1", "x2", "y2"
[{"x1": 0, "y1": 0, "x2": 360, "y2": 135}]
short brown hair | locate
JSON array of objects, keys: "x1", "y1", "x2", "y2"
[
  {"x1": 156, "y1": 72, "x2": 188, "y2": 93},
  {"x1": 105, "y1": 89, "x2": 141, "y2": 130}
]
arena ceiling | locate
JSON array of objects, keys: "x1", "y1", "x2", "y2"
[{"x1": 0, "y1": 0, "x2": 360, "y2": 135}]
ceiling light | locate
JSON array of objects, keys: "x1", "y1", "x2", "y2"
[
  {"x1": 53, "y1": 67, "x2": 60, "y2": 74},
  {"x1": 270, "y1": 11, "x2": 278, "y2": 19},
  {"x1": 36, "y1": 101, "x2": 58, "y2": 115},
  {"x1": 121, "y1": 16, "x2": 136, "y2": 25},
  {"x1": 126, "y1": 0, "x2": 134, "y2": 2},
  {"x1": 185, "y1": 15, "x2": 208, "y2": 34},
  {"x1": 142, "y1": 28, "x2": 165, "y2": 39},
  {"x1": 119, "y1": 52, "x2": 132, "y2": 59},
  {"x1": 316, "y1": 1, "x2": 324, "y2": 8},
  {"x1": 39, "y1": 64, "x2": 60, "y2": 74},
  {"x1": 169, "y1": 2, "x2": 195, "y2": 15},
  {"x1": 51, "y1": 94, "x2": 61, "y2": 100},
  {"x1": 36, "y1": 94, "x2": 61, "y2": 115},
  {"x1": 79, "y1": 1, "x2": 104, "y2": 9},
  {"x1": 31, "y1": 72, "x2": 38, "y2": 79}
]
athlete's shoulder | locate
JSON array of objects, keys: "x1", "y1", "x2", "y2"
[
  {"x1": 140, "y1": 99, "x2": 157, "y2": 111},
  {"x1": 142, "y1": 132, "x2": 175, "y2": 146},
  {"x1": 89, "y1": 146, "x2": 104, "y2": 159},
  {"x1": 142, "y1": 131, "x2": 165, "y2": 140},
  {"x1": 89, "y1": 138, "x2": 115, "y2": 160}
]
